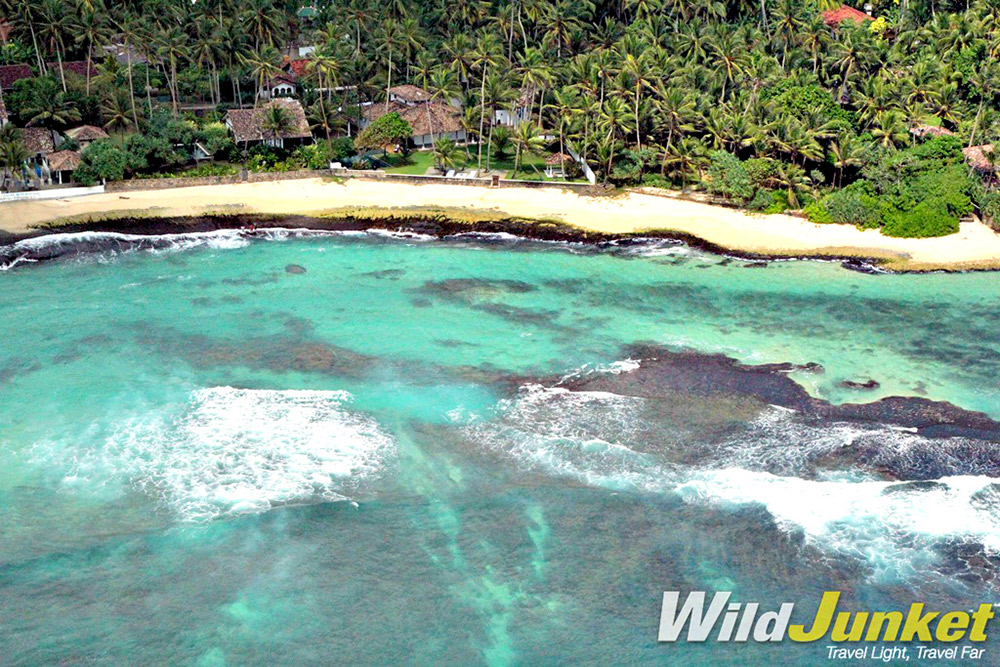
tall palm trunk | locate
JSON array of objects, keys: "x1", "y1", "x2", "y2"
[
  {"x1": 477, "y1": 63, "x2": 487, "y2": 170},
  {"x1": 126, "y1": 50, "x2": 138, "y2": 128},
  {"x1": 54, "y1": 45, "x2": 67, "y2": 92},
  {"x1": 85, "y1": 46, "x2": 93, "y2": 95}
]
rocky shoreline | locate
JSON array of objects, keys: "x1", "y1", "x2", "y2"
[{"x1": 0, "y1": 212, "x2": 893, "y2": 273}]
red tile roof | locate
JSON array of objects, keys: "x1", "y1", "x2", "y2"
[
  {"x1": 388, "y1": 85, "x2": 431, "y2": 103},
  {"x1": 47, "y1": 150, "x2": 82, "y2": 172},
  {"x1": 47, "y1": 61, "x2": 98, "y2": 78},
  {"x1": 19, "y1": 127, "x2": 56, "y2": 155},
  {"x1": 65, "y1": 125, "x2": 109, "y2": 143},
  {"x1": 964, "y1": 144, "x2": 996, "y2": 172},
  {"x1": 363, "y1": 100, "x2": 462, "y2": 136},
  {"x1": 224, "y1": 98, "x2": 312, "y2": 144},
  {"x1": 822, "y1": 5, "x2": 874, "y2": 27},
  {"x1": 0, "y1": 64, "x2": 34, "y2": 90},
  {"x1": 288, "y1": 59, "x2": 310, "y2": 78}
]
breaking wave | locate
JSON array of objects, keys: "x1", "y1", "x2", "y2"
[
  {"x1": 471, "y1": 383, "x2": 1000, "y2": 582},
  {"x1": 34, "y1": 387, "x2": 394, "y2": 521}
]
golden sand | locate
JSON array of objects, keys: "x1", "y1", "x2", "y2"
[{"x1": 4, "y1": 177, "x2": 1000, "y2": 270}]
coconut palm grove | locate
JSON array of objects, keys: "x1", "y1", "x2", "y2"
[{"x1": 0, "y1": 0, "x2": 998, "y2": 235}]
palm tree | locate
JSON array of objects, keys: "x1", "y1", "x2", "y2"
[
  {"x1": 0, "y1": 125, "x2": 28, "y2": 191},
  {"x1": 156, "y1": 26, "x2": 189, "y2": 114},
  {"x1": 75, "y1": 9, "x2": 110, "y2": 96},
  {"x1": 655, "y1": 86, "x2": 696, "y2": 150},
  {"x1": 470, "y1": 33, "x2": 503, "y2": 170},
  {"x1": 511, "y1": 122, "x2": 544, "y2": 178},
  {"x1": 379, "y1": 19, "x2": 402, "y2": 112},
  {"x1": 22, "y1": 84, "x2": 81, "y2": 129},
  {"x1": 261, "y1": 104, "x2": 295, "y2": 144},
  {"x1": 829, "y1": 133, "x2": 865, "y2": 187},
  {"x1": 831, "y1": 26, "x2": 875, "y2": 102},
  {"x1": 706, "y1": 29, "x2": 746, "y2": 102},
  {"x1": 115, "y1": 13, "x2": 143, "y2": 128},
  {"x1": 871, "y1": 110, "x2": 909, "y2": 150},
  {"x1": 242, "y1": 0, "x2": 284, "y2": 49},
  {"x1": 597, "y1": 96, "x2": 632, "y2": 181},
  {"x1": 241, "y1": 46, "x2": 282, "y2": 109},
  {"x1": 433, "y1": 137, "x2": 463, "y2": 172},
  {"x1": 423, "y1": 68, "x2": 460, "y2": 149},
  {"x1": 102, "y1": 90, "x2": 134, "y2": 133},
  {"x1": 38, "y1": 0, "x2": 71, "y2": 91},
  {"x1": 482, "y1": 72, "x2": 516, "y2": 171}
]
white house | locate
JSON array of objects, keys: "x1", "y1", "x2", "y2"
[{"x1": 495, "y1": 89, "x2": 532, "y2": 127}]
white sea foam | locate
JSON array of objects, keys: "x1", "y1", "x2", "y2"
[
  {"x1": 45, "y1": 387, "x2": 394, "y2": 521},
  {"x1": 476, "y1": 386, "x2": 1000, "y2": 582}
]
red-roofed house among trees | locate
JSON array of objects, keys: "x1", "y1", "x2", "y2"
[
  {"x1": 821, "y1": 4, "x2": 874, "y2": 28},
  {"x1": 359, "y1": 85, "x2": 467, "y2": 149},
  {"x1": 0, "y1": 64, "x2": 34, "y2": 92}
]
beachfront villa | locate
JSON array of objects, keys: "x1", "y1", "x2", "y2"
[
  {"x1": 359, "y1": 85, "x2": 466, "y2": 148},
  {"x1": 224, "y1": 98, "x2": 313, "y2": 149}
]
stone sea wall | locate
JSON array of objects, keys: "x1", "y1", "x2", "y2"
[{"x1": 104, "y1": 169, "x2": 596, "y2": 193}]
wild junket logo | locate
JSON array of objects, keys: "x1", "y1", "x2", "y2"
[{"x1": 658, "y1": 591, "x2": 995, "y2": 645}]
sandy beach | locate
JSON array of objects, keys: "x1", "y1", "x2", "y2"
[{"x1": 3, "y1": 177, "x2": 1000, "y2": 270}]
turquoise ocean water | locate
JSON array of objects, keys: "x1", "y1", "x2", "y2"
[{"x1": 1, "y1": 229, "x2": 999, "y2": 665}]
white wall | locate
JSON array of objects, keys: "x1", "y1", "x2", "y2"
[{"x1": 0, "y1": 185, "x2": 104, "y2": 203}]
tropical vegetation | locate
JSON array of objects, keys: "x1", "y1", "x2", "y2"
[{"x1": 1, "y1": 0, "x2": 999, "y2": 234}]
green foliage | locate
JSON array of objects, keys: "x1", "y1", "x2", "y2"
[
  {"x1": 329, "y1": 137, "x2": 356, "y2": 161},
  {"x1": 814, "y1": 138, "x2": 973, "y2": 237},
  {"x1": 762, "y1": 82, "x2": 856, "y2": 133},
  {"x1": 199, "y1": 122, "x2": 234, "y2": 158},
  {"x1": 882, "y1": 200, "x2": 960, "y2": 237},
  {"x1": 804, "y1": 200, "x2": 834, "y2": 224},
  {"x1": 0, "y1": 41, "x2": 32, "y2": 66},
  {"x1": 706, "y1": 150, "x2": 754, "y2": 206},
  {"x1": 356, "y1": 112, "x2": 413, "y2": 152},
  {"x1": 74, "y1": 139, "x2": 130, "y2": 185}
]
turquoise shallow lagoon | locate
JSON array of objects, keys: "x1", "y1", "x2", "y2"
[{"x1": 1, "y1": 229, "x2": 999, "y2": 664}]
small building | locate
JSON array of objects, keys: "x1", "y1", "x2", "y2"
[
  {"x1": 544, "y1": 152, "x2": 573, "y2": 179},
  {"x1": 821, "y1": 4, "x2": 874, "y2": 28},
  {"x1": 224, "y1": 98, "x2": 312, "y2": 149},
  {"x1": 259, "y1": 72, "x2": 298, "y2": 100},
  {"x1": 360, "y1": 100, "x2": 466, "y2": 149},
  {"x1": 910, "y1": 124, "x2": 955, "y2": 139},
  {"x1": 20, "y1": 127, "x2": 59, "y2": 185},
  {"x1": 964, "y1": 144, "x2": 996, "y2": 174},
  {"x1": 47, "y1": 150, "x2": 81, "y2": 184},
  {"x1": 495, "y1": 90, "x2": 532, "y2": 127},
  {"x1": 388, "y1": 85, "x2": 431, "y2": 106},
  {"x1": 0, "y1": 64, "x2": 34, "y2": 92},
  {"x1": 65, "y1": 125, "x2": 109, "y2": 149}
]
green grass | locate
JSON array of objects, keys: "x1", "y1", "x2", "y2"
[
  {"x1": 384, "y1": 151, "x2": 438, "y2": 175},
  {"x1": 384, "y1": 148, "x2": 589, "y2": 182}
]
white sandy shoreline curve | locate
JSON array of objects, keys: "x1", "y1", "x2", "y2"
[{"x1": 3, "y1": 177, "x2": 1000, "y2": 271}]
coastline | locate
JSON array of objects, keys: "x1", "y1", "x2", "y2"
[{"x1": 3, "y1": 177, "x2": 1000, "y2": 271}]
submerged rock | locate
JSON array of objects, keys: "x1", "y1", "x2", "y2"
[
  {"x1": 840, "y1": 378, "x2": 880, "y2": 390},
  {"x1": 285, "y1": 264, "x2": 307, "y2": 274}
]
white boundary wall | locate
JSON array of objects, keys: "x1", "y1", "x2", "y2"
[{"x1": 0, "y1": 185, "x2": 105, "y2": 204}]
